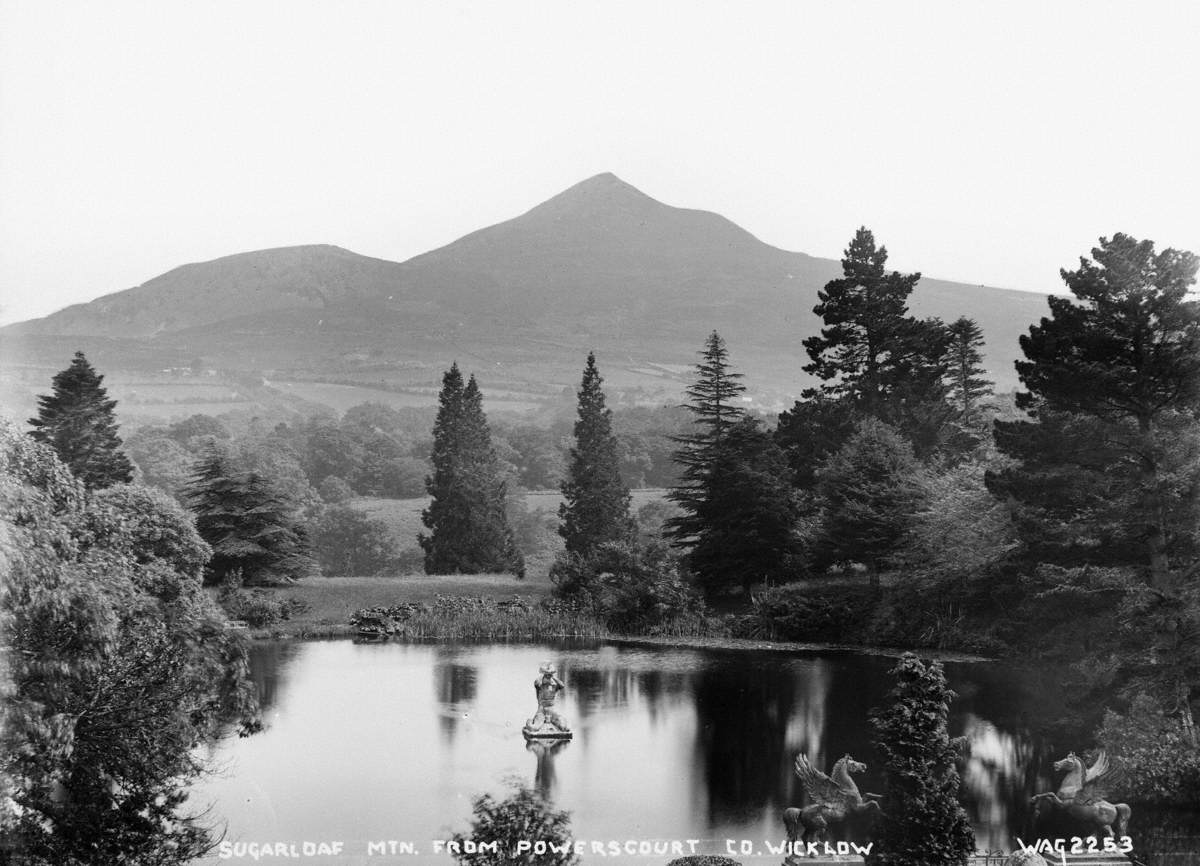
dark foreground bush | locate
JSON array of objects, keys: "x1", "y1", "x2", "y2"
[{"x1": 450, "y1": 780, "x2": 578, "y2": 866}]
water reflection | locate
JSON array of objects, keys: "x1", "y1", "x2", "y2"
[
  {"x1": 433, "y1": 648, "x2": 479, "y2": 740},
  {"x1": 526, "y1": 738, "x2": 569, "y2": 798},
  {"x1": 190, "y1": 640, "x2": 1198, "y2": 863}
]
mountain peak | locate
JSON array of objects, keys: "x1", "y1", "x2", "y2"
[{"x1": 523, "y1": 172, "x2": 660, "y2": 221}]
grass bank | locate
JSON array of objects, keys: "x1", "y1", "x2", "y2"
[{"x1": 228, "y1": 574, "x2": 556, "y2": 639}]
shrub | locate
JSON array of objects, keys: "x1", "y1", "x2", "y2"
[
  {"x1": 1098, "y1": 694, "x2": 1200, "y2": 804},
  {"x1": 734, "y1": 583, "x2": 872, "y2": 643},
  {"x1": 216, "y1": 571, "x2": 309, "y2": 627},
  {"x1": 450, "y1": 780, "x2": 578, "y2": 866},
  {"x1": 549, "y1": 540, "x2": 703, "y2": 632}
]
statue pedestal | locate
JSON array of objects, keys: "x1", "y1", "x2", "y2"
[{"x1": 522, "y1": 723, "x2": 572, "y2": 740}]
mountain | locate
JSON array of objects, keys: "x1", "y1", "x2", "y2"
[{"x1": 0, "y1": 173, "x2": 1051, "y2": 419}]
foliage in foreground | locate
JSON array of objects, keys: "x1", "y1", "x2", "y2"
[
  {"x1": 450, "y1": 780, "x2": 578, "y2": 866},
  {"x1": 0, "y1": 420, "x2": 260, "y2": 865},
  {"x1": 867, "y1": 654, "x2": 974, "y2": 866}
]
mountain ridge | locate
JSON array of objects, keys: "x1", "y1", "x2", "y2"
[{"x1": 0, "y1": 173, "x2": 1052, "y2": 414}]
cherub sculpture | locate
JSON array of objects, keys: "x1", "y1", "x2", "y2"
[{"x1": 523, "y1": 663, "x2": 571, "y2": 739}]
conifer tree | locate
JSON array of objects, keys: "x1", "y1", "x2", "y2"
[
  {"x1": 991, "y1": 233, "x2": 1200, "y2": 592},
  {"x1": 186, "y1": 443, "x2": 314, "y2": 586},
  {"x1": 867, "y1": 654, "x2": 975, "y2": 866},
  {"x1": 420, "y1": 364, "x2": 524, "y2": 577},
  {"x1": 28, "y1": 350, "x2": 134, "y2": 488},
  {"x1": 944, "y1": 317, "x2": 993, "y2": 420},
  {"x1": 665, "y1": 331, "x2": 746, "y2": 547},
  {"x1": 812, "y1": 418, "x2": 924, "y2": 586},
  {"x1": 687, "y1": 417, "x2": 800, "y2": 596},
  {"x1": 559, "y1": 353, "x2": 634, "y2": 556},
  {"x1": 802, "y1": 228, "x2": 949, "y2": 414}
]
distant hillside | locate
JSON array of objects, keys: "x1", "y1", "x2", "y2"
[{"x1": 0, "y1": 173, "x2": 1051, "y2": 421}]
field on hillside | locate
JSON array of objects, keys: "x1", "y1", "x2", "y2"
[
  {"x1": 351, "y1": 488, "x2": 671, "y2": 551},
  {"x1": 270, "y1": 380, "x2": 548, "y2": 414}
]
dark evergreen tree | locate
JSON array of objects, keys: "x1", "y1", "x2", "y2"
[
  {"x1": 559, "y1": 353, "x2": 635, "y2": 555},
  {"x1": 802, "y1": 228, "x2": 950, "y2": 415},
  {"x1": 867, "y1": 654, "x2": 975, "y2": 866},
  {"x1": 420, "y1": 365, "x2": 524, "y2": 577},
  {"x1": 687, "y1": 417, "x2": 801, "y2": 597},
  {"x1": 944, "y1": 316, "x2": 993, "y2": 421},
  {"x1": 991, "y1": 233, "x2": 1200, "y2": 592},
  {"x1": 773, "y1": 394, "x2": 860, "y2": 490},
  {"x1": 186, "y1": 443, "x2": 315, "y2": 586},
  {"x1": 421, "y1": 363, "x2": 469, "y2": 573},
  {"x1": 665, "y1": 331, "x2": 747, "y2": 547},
  {"x1": 28, "y1": 350, "x2": 134, "y2": 488},
  {"x1": 812, "y1": 418, "x2": 924, "y2": 586}
]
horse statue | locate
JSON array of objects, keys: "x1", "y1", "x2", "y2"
[
  {"x1": 1030, "y1": 749, "x2": 1131, "y2": 840},
  {"x1": 783, "y1": 753, "x2": 881, "y2": 857}
]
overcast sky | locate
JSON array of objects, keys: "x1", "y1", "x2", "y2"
[{"x1": 1, "y1": 0, "x2": 1197, "y2": 325}]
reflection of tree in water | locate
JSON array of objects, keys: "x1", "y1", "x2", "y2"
[
  {"x1": 246, "y1": 641, "x2": 304, "y2": 714},
  {"x1": 692, "y1": 661, "x2": 799, "y2": 824},
  {"x1": 526, "y1": 737, "x2": 570, "y2": 799},
  {"x1": 959, "y1": 714, "x2": 1044, "y2": 851},
  {"x1": 562, "y1": 663, "x2": 632, "y2": 719},
  {"x1": 434, "y1": 651, "x2": 478, "y2": 740}
]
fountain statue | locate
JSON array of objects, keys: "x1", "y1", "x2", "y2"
[{"x1": 522, "y1": 663, "x2": 572, "y2": 740}]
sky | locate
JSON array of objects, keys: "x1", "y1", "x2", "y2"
[{"x1": 1, "y1": 0, "x2": 1197, "y2": 325}]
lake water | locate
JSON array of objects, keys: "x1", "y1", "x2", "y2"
[{"x1": 189, "y1": 640, "x2": 1158, "y2": 864}]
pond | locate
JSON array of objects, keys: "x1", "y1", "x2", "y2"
[{"x1": 189, "y1": 640, "x2": 1177, "y2": 864}]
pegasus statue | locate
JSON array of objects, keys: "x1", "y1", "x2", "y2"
[
  {"x1": 1030, "y1": 750, "x2": 1131, "y2": 839},
  {"x1": 784, "y1": 753, "x2": 881, "y2": 854}
]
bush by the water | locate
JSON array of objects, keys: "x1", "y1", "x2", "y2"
[
  {"x1": 217, "y1": 572, "x2": 311, "y2": 627},
  {"x1": 549, "y1": 540, "x2": 705, "y2": 633},
  {"x1": 349, "y1": 594, "x2": 607, "y2": 640}
]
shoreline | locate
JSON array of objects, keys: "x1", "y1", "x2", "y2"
[{"x1": 238, "y1": 621, "x2": 993, "y2": 662}]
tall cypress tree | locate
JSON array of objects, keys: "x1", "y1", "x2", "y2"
[
  {"x1": 28, "y1": 351, "x2": 134, "y2": 488},
  {"x1": 944, "y1": 317, "x2": 993, "y2": 421},
  {"x1": 665, "y1": 331, "x2": 747, "y2": 547},
  {"x1": 559, "y1": 353, "x2": 634, "y2": 556},
  {"x1": 867, "y1": 654, "x2": 975, "y2": 866},
  {"x1": 420, "y1": 364, "x2": 524, "y2": 577}
]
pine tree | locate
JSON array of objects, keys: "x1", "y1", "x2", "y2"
[
  {"x1": 28, "y1": 350, "x2": 134, "y2": 488},
  {"x1": 420, "y1": 364, "x2": 524, "y2": 577},
  {"x1": 944, "y1": 317, "x2": 993, "y2": 421},
  {"x1": 802, "y1": 228, "x2": 948, "y2": 414},
  {"x1": 867, "y1": 654, "x2": 975, "y2": 866},
  {"x1": 186, "y1": 443, "x2": 314, "y2": 586},
  {"x1": 665, "y1": 331, "x2": 747, "y2": 547},
  {"x1": 559, "y1": 353, "x2": 634, "y2": 556},
  {"x1": 992, "y1": 233, "x2": 1200, "y2": 592}
]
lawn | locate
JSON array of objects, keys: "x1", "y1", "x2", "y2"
[{"x1": 236, "y1": 573, "x2": 554, "y2": 637}]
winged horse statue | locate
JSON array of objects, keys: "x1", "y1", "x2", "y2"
[
  {"x1": 783, "y1": 754, "x2": 881, "y2": 857},
  {"x1": 1030, "y1": 749, "x2": 1131, "y2": 839}
]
